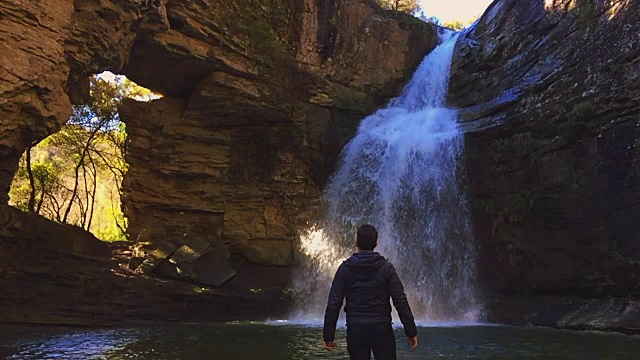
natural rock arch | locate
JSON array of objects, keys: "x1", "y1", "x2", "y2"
[{"x1": 0, "y1": 0, "x2": 436, "y2": 323}]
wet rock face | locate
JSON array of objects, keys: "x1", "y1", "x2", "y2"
[{"x1": 450, "y1": 0, "x2": 640, "y2": 297}]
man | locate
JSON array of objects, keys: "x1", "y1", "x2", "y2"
[{"x1": 322, "y1": 224, "x2": 418, "y2": 359}]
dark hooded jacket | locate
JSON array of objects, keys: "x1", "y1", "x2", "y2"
[{"x1": 322, "y1": 251, "x2": 417, "y2": 342}]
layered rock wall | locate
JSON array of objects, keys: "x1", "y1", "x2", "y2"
[
  {"x1": 118, "y1": 0, "x2": 437, "y2": 286},
  {"x1": 0, "y1": 0, "x2": 168, "y2": 205},
  {"x1": 0, "y1": 0, "x2": 436, "y2": 290},
  {"x1": 451, "y1": 0, "x2": 640, "y2": 303},
  {"x1": 0, "y1": 0, "x2": 435, "y2": 324}
]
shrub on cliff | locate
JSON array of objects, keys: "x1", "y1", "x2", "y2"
[{"x1": 379, "y1": 0, "x2": 421, "y2": 14}]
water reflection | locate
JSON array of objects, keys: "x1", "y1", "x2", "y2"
[
  {"x1": 1, "y1": 324, "x2": 639, "y2": 359},
  {"x1": 3, "y1": 329, "x2": 138, "y2": 359}
]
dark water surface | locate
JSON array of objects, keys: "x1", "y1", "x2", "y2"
[{"x1": 1, "y1": 323, "x2": 639, "y2": 359}]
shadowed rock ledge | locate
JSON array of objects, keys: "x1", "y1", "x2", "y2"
[{"x1": 0, "y1": 206, "x2": 292, "y2": 325}]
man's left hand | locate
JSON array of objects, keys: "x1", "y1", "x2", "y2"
[{"x1": 323, "y1": 341, "x2": 336, "y2": 351}]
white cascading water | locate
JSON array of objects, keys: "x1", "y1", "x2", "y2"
[{"x1": 292, "y1": 31, "x2": 478, "y2": 324}]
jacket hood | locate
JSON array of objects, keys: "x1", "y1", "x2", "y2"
[{"x1": 344, "y1": 251, "x2": 387, "y2": 280}]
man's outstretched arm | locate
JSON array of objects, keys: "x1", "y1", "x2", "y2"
[
  {"x1": 389, "y1": 263, "x2": 418, "y2": 345},
  {"x1": 322, "y1": 264, "x2": 347, "y2": 348}
]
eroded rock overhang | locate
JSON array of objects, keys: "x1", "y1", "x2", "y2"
[{"x1": 0, "y1": 0, "x2": 438, "y2": 288}]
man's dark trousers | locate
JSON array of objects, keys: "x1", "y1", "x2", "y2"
[{"x1": 346, "y1": 324, "x2": 397, "y2": 360}]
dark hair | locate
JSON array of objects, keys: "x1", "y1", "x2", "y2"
[{"x1": 356, "y1": 224, "x2": 378, "y2": 251}]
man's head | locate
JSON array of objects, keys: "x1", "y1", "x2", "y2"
[{"x1": 356, "y1": 224, "x2": 378, "y2": 251}]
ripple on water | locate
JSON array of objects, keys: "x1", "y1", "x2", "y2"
[{"x1": 1, "y1": 324, "x2": 640, "y2": 360}]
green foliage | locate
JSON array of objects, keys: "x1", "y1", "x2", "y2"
[
  {"x1": 474, "y1": 190, "x2": 535, "y2": 221},
  {"x1": 8, "y1": 164, "x2": 32, "y2": 211},
  {"x1": 93, "y1": 200, "x2": 127, "y2": 241},
  {"x1": 443, "y1": 21, "x2": 465, "y2": 31},
  {"x1": 490, "y1": 133, "x2": 533, "y2": 161},
  {"x1": 8, "y1": 74, "x2": 150, "y2": 241},
  {"x1": 473, "y1": 17, "x2": 488, "y2": 34},
  {"x1": 379, "y1": 0, "x2": 421, "y2": 15},
  {"x1": 562, "y1": 100, "x2": 594, "y2": 137},
  {"x1": 424, "y1": 15, "x2": 478, "y2": 30},
  {"x1": 9, "y1": 151, "x2": 66, "y2": 215},
  {"x1": 466, "y1": 148, "x2": 479, "y2": 161},
  {"x1": 422, "y1": 15, "x2": 441, "y2": 25},
  {"x1": 473, "y1": 197, "x2": 497, "y2": 214},
  {"x1": 504, "y1": 190, "x2": 535, "y2": 219},
  {"x1": 222, "y1": 0, "x2": 292, "y2": 63},
  {"x1": 577, "y1": 2, "x2": 596, "y2": 28},
  {"x1": 605, "y1": 61, "x2": 622, "y2": 74}
]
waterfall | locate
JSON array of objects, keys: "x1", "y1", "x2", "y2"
[{"x1": 293, "y1": 31, "x2": 478, "y2": 324}]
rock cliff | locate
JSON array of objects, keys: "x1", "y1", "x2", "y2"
[
  {"x1": 4, "y1": 0, "x2": 640, "y2": 333},
  {"x1": 0, "y1": 0, "x2": 436, "y2": 323},
  {"x1": 450, "y1": 0, "x2": 640, "y2": 329},
  {"x1": 0, "y1": 0, "x2": 165, "y2": 204},
  {"x1": 118, "y1": 0, "x2": 437, "y2": 286}
]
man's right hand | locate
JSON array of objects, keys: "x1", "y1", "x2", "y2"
[
  {"x1": 323, "y1": 341, "x2": 336, "y2": 351},
  {"x1": 408, "y1": 336, "x2": 418, "y2": 351}
]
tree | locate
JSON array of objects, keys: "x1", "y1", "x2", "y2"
[
  {"x1": 443, "y1": 21, "x2": 465, "y2": 31},
  {"x1": 8, "y1": 73, "x2": 153, "y2": 241},
  {"x1": 418, "y1": 14, "x2": 480, "y2": 31},
  {"x1": 443, "y1": 15, "x2": 480, "y2": 31},
  {"x1": 379, "y1": 0, "x2": 421, "y2": 15}
]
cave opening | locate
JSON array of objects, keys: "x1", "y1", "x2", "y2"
[{"x1": 7, "y1": 72, "x2": 159, "y2": 242}]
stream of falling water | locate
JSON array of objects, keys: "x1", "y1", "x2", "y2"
[{"x1": 292, "y1": 31, "x2": 479, "y2": 324}]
